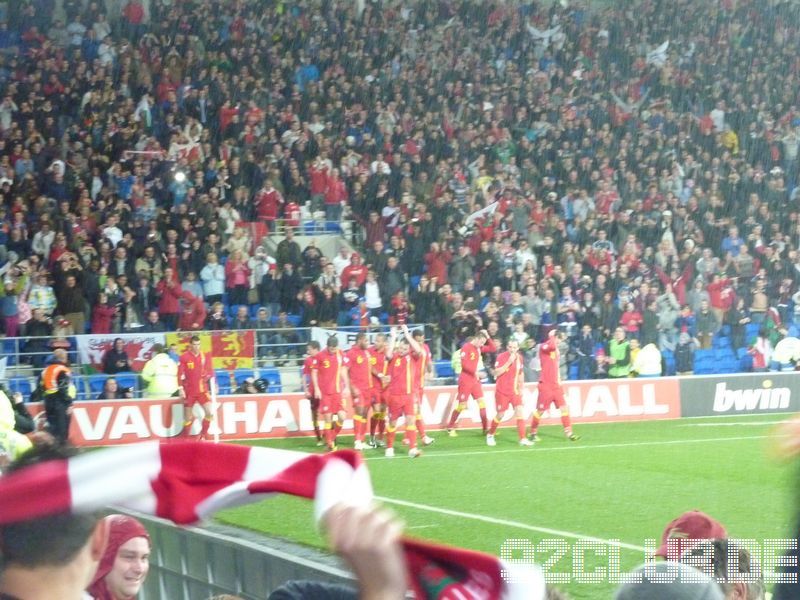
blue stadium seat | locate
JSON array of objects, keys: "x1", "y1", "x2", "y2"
[
  {"x1": 287, "y1": 314, "x2": 301, "y2": 327},
  {"x1": 325, "y1": 222, "x2": 341, "y2": 233},
  {"x1": 434, "y1": 359, "x2": 454, "y2": 378},
  {"x1": 712, "y1": 336, "x2": 731, "y2": 349},
  {"x1": 2, "y1": 339, "x2": 17, "y2": 365},
  {"x1": 8, "y1": 377, "x2": 33, "y2": 398},
  {"x1": 739, "y1": 355, "x2": 753, "y2": 371},
  {"x1": 745, "y1": 323, "x2": 760, "y2": 340},
  {"x1": 736, "y1": 347, "x2": 750, "y2": 359},
  {"x1": 694, "y1": 349, "x2": 713, "y2": 362},
  {"x1": 409, "y1": 276, "x2": 421, "y2": 289},
  {"x1": 228, "y1": 304, "x2": 246, "y2": 318},
  {"x1": 568, "y1": 364, "x2": 580, "y2": 380},
  {"x1": 215, "y1": 370, "x2": 236, "y2": 389},
  {"x1": 304, "y1": 220, "x2": 317, "y2": 235},
  {"x1": 114, "y1": 372, "x2": 139, "y2": 392},
  {"x1": 233, "y1": 368, "x2": 255, "y2": 385},
  {"x1": 258, "y1": 368, "x2": 282, "y2": 393},
  {"x1": 87, "y1": 375, "x2": 107, "y2": 396},
  {"x1": 719, "y1": 325, "x2": 731, "y2": 337},
  {"x1": 217, "y1": 379, "x2": 232, "y2": 395},
  {"x1": 661, "y1": 349, "x2": 676, "y2": 376},
  {"x1": 769, "y1": 360, "x2": 781, "y2": 371}
]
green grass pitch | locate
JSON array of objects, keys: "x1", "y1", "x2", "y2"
[{"x1": 217, "y1": 415, "x2": 797, "y2": 599}]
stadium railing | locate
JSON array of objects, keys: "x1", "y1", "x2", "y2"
[
  {"x1": 121, "y1": 509, "x2": 354, "y2": 600},
  {"x1": 3, "y1": 323, "x2": 430, "y2": 401}
]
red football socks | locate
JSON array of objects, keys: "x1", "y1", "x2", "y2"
[
  {"x1": 516, "y1": 418, "x2": 527, "y2": 440},
  {"x1": 447, "y1": 408, "x2": 461, "y2": 429}
]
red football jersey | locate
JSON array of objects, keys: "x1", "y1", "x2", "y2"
[
  {"x1": 311, "y1": 348, "x2": 348, "y2": 394},
  {"x1": 387, "y1": 353, "x2": 418, "y2": 395},
  {"x1": 369, "y1": 346, "x2": 387, "y2": 388},
  {"x1": 538, "y1": 338, "x2": 561, "y2": 387},
  {"x1": 302, "y1": 355, "x2": 317, "y2": 394},
  {"x1": 346, "y1": 347, "x2": 373, "y2": 391},
  {"x1": 459, "y1": 342, "x2": 481, "y2": 378},
  {"x1": 495, "y1": 350, "x2": 522, "y2": 396},
  {"x1": 413, "y1": 342, "x2": 432, "y2": 392},
  {"x1": 178, "y1": 350, "x2": 214, "y2": 395}
]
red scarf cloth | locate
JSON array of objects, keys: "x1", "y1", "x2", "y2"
[{"x1": 0, "y1": 443, "x2": 543, "y2": 599}]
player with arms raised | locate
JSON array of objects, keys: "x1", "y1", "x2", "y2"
[
  {"x1": 346, "y1": 332, "x2": 374, "y2": 450},
  {"x1": 446, "y1": 329, "x2": 496, "y2": 436},
  {"x1": 302, "y1": 340, "x2": 323, "y2": 445},
  {"x1": 311, "y1": 336, "x2": 351, "y2": 452},
  {"x1": 383, "y1": 325, "x2": 423, "y2": 458},
  {"x1": 531, "y1": 329, "x2": 579, "y2": 442},
  {"x1": 177, "y1": 335, "x2": 217, "y2": 440},
  {"x1": 487, "y1": 339, "x2": 533, "y2": 447},
  {"x1": 368, "y1": 334, "x2": 388, "y2": 447}
]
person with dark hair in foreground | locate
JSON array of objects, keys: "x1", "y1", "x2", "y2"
[{"x1": 0, "y1": 446, "x2": 107, "y2": 600}]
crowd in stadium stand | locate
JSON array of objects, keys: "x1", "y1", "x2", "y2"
[{"x1": 1, "y1": 0, "x2": 800, "y2": 378}]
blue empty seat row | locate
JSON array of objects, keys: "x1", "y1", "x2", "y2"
[{"x1": 434, "y1": 359, "x2": 454, "y2": 379}]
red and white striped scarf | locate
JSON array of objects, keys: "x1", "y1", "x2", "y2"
[{"x1": 0, "y1": 442, "x2": 544, "y2": 599}]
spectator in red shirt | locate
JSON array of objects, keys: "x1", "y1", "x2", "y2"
[
  {"x1": 254, "y1": 180, "x2": 284, "y2": 232},
  {"x1": 341, "y1": 253, "x2": 368, "y2": 288},
  {"x1": 423, "y1": 242, "x2": 452, "y2": 285},
  {"x1": 178, "y1": 291, "x2": 207, "y2": 331},
  {"x1": 156, "y1": 267, "x2": 182, "y2": 331},
  {"x1": 324, "y1": 168, "x2": 347, "y2": 224},
  {"x1": 619, "y1": 302, "x2": 643, "y2": 338},
  {"x1": 308, "y1": 155, "x2": 330, "y2": 213}
]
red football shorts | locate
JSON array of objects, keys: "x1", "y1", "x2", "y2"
[
  {"x1": 536, "y1": 384, "x2": 565, "y2": 412},
  {"x1": 457, "y1": 376, "x2": 483, "y2": 403},
  {"x1": 352, "y1": 386, "x2": 372, "y2": 408},
  {"x1": 495, "y1": 390, "x2": 522, "y2": 413},
  {"x1": 388, "y1": 393, "x2": 414, "y2": 421},
  {"x1": 183, "y1": 392, "x2": 210, "y2": 407},
  {"x1": 319, "y1": 392, "x2": 343, "y2": 414}
]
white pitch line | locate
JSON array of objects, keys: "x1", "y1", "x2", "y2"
[
  {"x1": 364, "y1": 434, "x2": 780, "y2": 461},
  {"x1": 679, "y1": 421, "x2": 790, "y2": 427},
  {"x1": 377, "y1": 496, "x2": 647, "y2": 553}
]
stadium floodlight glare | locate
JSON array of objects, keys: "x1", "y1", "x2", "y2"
[{"x1": 174, "y1": 171, "x2": 187, "y2": 183}]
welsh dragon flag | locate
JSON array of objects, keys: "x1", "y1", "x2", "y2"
[{"x1": 0, "y1": 442, "x2": 544, "y2": 599}]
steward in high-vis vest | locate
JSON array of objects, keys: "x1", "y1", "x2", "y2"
[
  {"x1": 41, "y1": 348, "x2": 76, "y2": 443},
  {"x1": 607, "y1": 327, "x2": 632, "y2": 379}
]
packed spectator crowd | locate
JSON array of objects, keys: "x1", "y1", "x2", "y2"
[{"x1": 1, "y1": 0, "x2": 800, "y2": 377}]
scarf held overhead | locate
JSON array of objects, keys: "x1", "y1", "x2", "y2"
[{"x1": 0, "y1": 442, "x2": 544, "y2": 600}]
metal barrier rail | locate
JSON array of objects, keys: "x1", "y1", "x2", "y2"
[
  {"x1": 119, "y1": 509, "x2": 354, "y2": 600},
  {"x1": 2, "y1": 323, "x2": 432, "y2": 370}
]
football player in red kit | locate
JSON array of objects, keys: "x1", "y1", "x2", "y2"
[
  {"x1": 446, "y1": 329, "x2": 496, "y2": 436},
  {"x1": 410, "y1": 329, "x2": 435, "y2": 446},
  {"x1": 311, "y1": 336, "x2": 351, "y2": 451},
  {"x1": 302, "y1": 340, "x2": 322, "y2": 445},
  {"x1": 368, "y1": 334, "x2": 388, "y2": 447},
  {"x1": 177, "y1": 335, "x2": 217, "y2": 440},
  {"x1": 486, "y1": 339, "x2": 534, "y2": 447},
  {"x1": 383, "y1": 325, "x2": 423, "y2": 458},
  {"x1": 346, "y1": 332, "x2": 374, "y2": 450},
  {"x1": 531, "y1": 329, "x2": 579, "y2": 441}
]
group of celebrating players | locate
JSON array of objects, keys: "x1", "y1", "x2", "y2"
[{"x1": 301, "y1": 325, "x2": 579, "y2": 458}]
